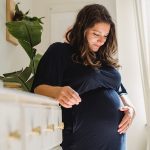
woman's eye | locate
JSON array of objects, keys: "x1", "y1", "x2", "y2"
[
  {"x1": 93, "y1": 33, "x2": 99, "y2": 36},
  {"x1": 104, "y1": 35, "x2": 108, "y2": 39}
]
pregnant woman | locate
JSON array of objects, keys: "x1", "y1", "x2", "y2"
[{"x1": 31, "y1": 4, "x2": 135, "y2": 150}]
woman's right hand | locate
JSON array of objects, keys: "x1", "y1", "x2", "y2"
[{"x1": 55, "y1": 86, "x2": 81, "y2": 108}]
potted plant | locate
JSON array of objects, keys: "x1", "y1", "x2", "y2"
[{"x1": 0, "y1": 3, "x2": 43, "y2": 91}]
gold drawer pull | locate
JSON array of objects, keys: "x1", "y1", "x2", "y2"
[
  {"x1": 47, "y1": 124, "x2": 55, "y2": 131},
  {"x1": 43, "y1": 124, "x2": 55, "y2": 132},
  {"x1": 32, "y1": 126, "x2": 41, "y2": 135},
  {"x1": 56, "y1": 122, "x2": 64, "y2": 130},
  {"x1": 9, "y1": 130, "x2": 21, "y2": 139}
]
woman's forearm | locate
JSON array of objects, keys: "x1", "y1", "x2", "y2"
[
  {"x1": 120, "y1": 94, "x2": 136, "y2": 116},
  {"x1": 34, "y1": 84, "x2": 81, "y2": 108},
  {"x1": 120, "y1": 95, "x2": 134, "y2": 108},
  {"x1": 34, "y1": 84, "x2": 61, "y2": 99}
]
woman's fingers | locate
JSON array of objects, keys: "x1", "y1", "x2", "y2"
[
  {"x1": 61, "y1": 89, "x2": 80, "y2": 105},
  {"x1": 118, "y1": 124, "x2": 129, "y2": 134},
  {"x1": 118, "y1": 116, "x2": 130, "y2": 132},
  {"x1": 118, "y1": 119, "x2": 130, "y2": 133},
  {"x1": 118, "y1": 113, "x2": 130, "y2": 128},
  {"x1": 58, "y1": 98, "x2": 72, "y2": 108},
  {"x1": 66, "y1": 86, "x2": 81, "y2": 102},
  {"x1": 57, "y1": 86, "x2": 81, "y2": 108},
  {"x1": 119, "y1": 107, "x2": 129, "y2": 111},
  {"x1": 61, "y1": 94, "x2": 77, "y2": 105},
  {"x1": 118, "y1": 106, "x2": 134, "y2": 134}
]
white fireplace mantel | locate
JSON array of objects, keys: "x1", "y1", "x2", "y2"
[{"x1": 0, "y1": 87, "x2": 63, "y2": 150}]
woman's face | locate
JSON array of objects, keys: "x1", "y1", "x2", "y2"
[{"x1": 86, "y1": 22, "x2": 110, "y2": 52}]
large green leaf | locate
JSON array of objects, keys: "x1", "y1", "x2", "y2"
[
  {"x1": 33, "y1": 53, "x2": 42, "y2": 72},
  {"x1": 3, "y1": 3, "x2": 44, "y2": 92},
  {"x1": 0, "y1": 68, "x2": 32, "y2": 91},
  {"x1": 0, "y1": 76, "x2": 15, "y2": 82},
  {"x1": 18, "y1": 39, "x2": 34, "y2": 59},
  {"x1": 19, "y1": 67, "x2": 32, "y2": 82},
  {"x1": 0, "y1": 69, "x2": 23, "y2": 82},
  {"x1": 26, "y1": 76, "x2": 34, "y2": 91},
  {"x1": 3, "y1": 69, "x2": 23, "y2": 77},
  {"x1": 6, "y1": 20, "x2": 42, "y2": 59},
  {"x1": 6, "y1": 20, "x2": 42, "y2": 46},
  {"x1": 0, "y1": 76, "x2": 20, "y2": 83},
  {"x1": 29, "y1": 53, "x2": 42, "y2": 74},
  {"x1": 17, "y1": 77, "x2": 29, "y2": 91}
]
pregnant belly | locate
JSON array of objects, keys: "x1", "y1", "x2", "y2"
[
  {"x1": 62, "y1": 88, "x2": 125, "y2": 149},
  {"x1": 72, "y1": 87, "x2": 124, "y2": 132}
]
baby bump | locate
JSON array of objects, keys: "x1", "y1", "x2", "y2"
[{"x1": 72, "y1": 88, "x2": 124, "y2": 132}]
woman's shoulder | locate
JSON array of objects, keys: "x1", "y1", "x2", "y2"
[{"x1": 45, "y1": 42, "x2": 74, "y2": 57}]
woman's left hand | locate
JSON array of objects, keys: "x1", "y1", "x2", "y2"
[{"x1": 118, "y1": 106, "x2": 135, "y2": 134}]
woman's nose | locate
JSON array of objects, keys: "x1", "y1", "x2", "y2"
[{"x1": 97, "y1": 36, "x2": 105, "y2": 44}]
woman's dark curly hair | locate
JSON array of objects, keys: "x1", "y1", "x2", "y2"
[{"x1": 65, "y1": 4, "x2": 120, "y2": 69}]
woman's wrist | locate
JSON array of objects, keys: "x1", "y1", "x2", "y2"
[
  {"x1": 129, "y1": 106, "x2": 136, "y2": 118},
  {"x1": 52, "y1": 86, "x2": 62, "y2": 99},
  {"x1": 120, "y1": 95, "x2": 136, "y2": 116}
]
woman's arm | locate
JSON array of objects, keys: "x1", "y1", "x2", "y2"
[
  {"x1": 34, "y1": 85, "x2": 60, "y2": 99},
  {"x1": 34, "y1": 84, "x2": 81, "y2": 108},
  {"x1": 118, "y1": 94, "x2": 136, "y2": 134},
  {"x1": 120, "y1": 94, "x2": 135, "y2": 111}
]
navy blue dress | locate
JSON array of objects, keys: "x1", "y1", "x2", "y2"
[{"x1": 31, "y1": 42, "x2": 127, "y2": 150}]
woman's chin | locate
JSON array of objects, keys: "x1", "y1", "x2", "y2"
[{"x1": 90, "y1": 48, "x2": 99, "y2": 52}]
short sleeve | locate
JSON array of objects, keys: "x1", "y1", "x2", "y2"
[
  {"x1": 31, "y1": 43, "x2": 68, "y2": 92},
  {"x1": 116, "y1": 83, "x2": 128, "y2": 96}
]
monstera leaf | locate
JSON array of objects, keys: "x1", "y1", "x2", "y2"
[
  {"x1": 29, "y1": 53, "x2": 42, "y2": 74},
  {"x1": 0, "y1": 67, "x2": 32, "y2": 91},
  {"x1": 0, "y1": 3, "x2": 43, "y2": 91},
  {"x1": 6, "y1": 20, "x2": 42, "y2": 59}
]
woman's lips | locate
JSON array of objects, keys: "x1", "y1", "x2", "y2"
[{"x1": 93, "y1": 44, "x2": 100, "y2": 48}]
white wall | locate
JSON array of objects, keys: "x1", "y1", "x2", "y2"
[
  {"x1": 0, "y1": 0, "x2": 32, "y2": 76},
  {"x1": 116, "y1": 0, "x2": 147, "y2": 150}
]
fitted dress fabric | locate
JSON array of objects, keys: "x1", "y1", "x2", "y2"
[{"x1": 31, "y1": 42, "x2": 127, "y2": 150}]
